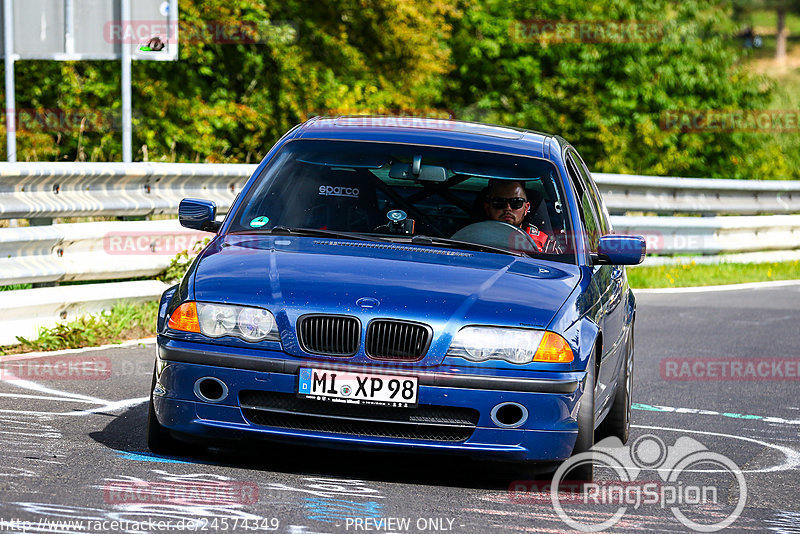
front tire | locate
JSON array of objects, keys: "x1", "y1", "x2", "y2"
[
  {"x1": 598, "y1": 326, "x2": 634, "y2": 443},
  {"x1": 563, "y1": 351, "x2": 597, "y2": 481},
  {"x1": 147, "y1": 366, "x2": 184, "y2": 455}
]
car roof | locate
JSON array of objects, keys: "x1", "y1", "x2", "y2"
[{"x1": 292, "y1": 116, "x2": 559, "y2": 160}]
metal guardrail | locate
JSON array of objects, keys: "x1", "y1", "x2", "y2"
[
  {"x1": 0, "y1": 280, "x2": 170, "y2": 346},
  {"x1": 1, "y1": 163, "x2": 800, "y2": 219},
  {"x1": 1, "y1": 162, "x2": 799, "y2": 347},
  {"x1": 1, "y1": 214, "x2": 797, "y2": 288},
  {"x1": 594, "y1": 173, "x2": 800, "y2": 215},
  {"x1": 0, "y1": 219, "x2": 206, "y2": 285},
  {"x1": 609, "y1": 215, "x2": 800, "y2": 255},
  {"x1": 0, "y1": 162, "x2": 254, "y2": 219}
]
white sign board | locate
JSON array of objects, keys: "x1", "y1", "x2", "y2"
[{"x1": 1, "y1": 0, "x2": 178, "y2": 61}]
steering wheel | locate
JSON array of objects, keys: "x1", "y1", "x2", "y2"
[{"x1": 450, "y1": 220, "x2": 541, "y2": 253}]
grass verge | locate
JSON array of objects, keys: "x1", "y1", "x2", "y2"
[
  {"x1": 0, "y1": 241, "x2": 204, "y2": 355},
  {"x1": 628, "y1": 260, "x2": 800, "y2": 288},
  {"x1": 0, "y1": 300, "x2": 159, "y2": 356},
  {"x1": 0, "y1": 283, "x2": 33, "y2": 291}
]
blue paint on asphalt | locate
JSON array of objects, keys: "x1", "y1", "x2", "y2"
[
  {"x1": 305, "y1": 497, "x2": 383, "y2": 523},
  {"x1": 116, "y1": 451, "x2": 193, "y2": 464}
]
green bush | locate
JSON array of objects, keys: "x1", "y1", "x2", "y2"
[
  {"x1": 445, "y1": 0, "x2": 792, "y2": 179},
  {"x1": 1, "y1": 0, "x2": 795, "y2": 178},
  {"x1": 2, "y1": 301, "x2": 159, "y2": 354},
  {"x1": 157, "y1": 237, "x2": 211, "y2": 283}
]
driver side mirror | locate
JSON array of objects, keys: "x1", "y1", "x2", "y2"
[
  {"x1": 179, "y1": 198, "x2": 221, "y2": 232},
  {"x1": 593, "y1": 235, "x2": 646, "y2": 265}
]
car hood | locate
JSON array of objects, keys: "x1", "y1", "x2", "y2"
[{"x1": 192, "y1": 235, "x2": 581, "y2": 365}]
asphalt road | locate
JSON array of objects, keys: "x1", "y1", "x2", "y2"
[{"x1": 1, "y1": 282, "x2": 799, "y2": 534}]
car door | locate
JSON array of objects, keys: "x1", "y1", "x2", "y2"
[
  {"x1": 573, "y1": 151, "x2": 628, "y2": 378},
  {"x1": 564, "y1": 149, "x2": 620, "y2": 414}
]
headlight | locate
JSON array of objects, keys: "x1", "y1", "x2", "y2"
[
  {"x1": 446, "y1": 327, "x2": 573, "y2": 364},
  {"x1": 198, "y1": 304, "x2": 237, "y2": 336},
  {"x1": 236, "y1": 307, "x2": 277, "y2": 341},
  {"x1": 170, "y1": 301, "x2": 280, "y2": 342}
]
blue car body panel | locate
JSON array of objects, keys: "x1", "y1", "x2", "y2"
[
  {"x1": 191, "y1": 236, "x2": 580, "y2": 365},
  {"x1": 153, "y1": 117, "x2": 637, "y2": 463}
]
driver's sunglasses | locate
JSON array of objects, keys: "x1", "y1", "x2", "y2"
[{"x1": 488, "y1": 197, "x2": 527, "y2": 210}]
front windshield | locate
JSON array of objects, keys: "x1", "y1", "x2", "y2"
[{"x1": 229, "y1": 140, "x2": 575, "y2": 263}]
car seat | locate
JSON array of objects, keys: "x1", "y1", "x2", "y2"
[{"x1": 246, "y1": 164, "x2": 383, "y2": 233}]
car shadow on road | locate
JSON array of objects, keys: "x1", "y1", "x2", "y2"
[{"x1": 89, "y1": 403, "x2": 558, "y2": 491}]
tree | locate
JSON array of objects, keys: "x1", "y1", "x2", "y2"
[
  {"x1": 443, "y1": 0, "x2": 792, "y2": 179},
  {"x1": 2, "y1": 0, "x2": 456, "y2": 163},
  {"x1": 1, "y1": 0, "x2": 796, "y2": 179},
  {"x1": 732, "y1": 0, "x2": 800, "y2": 61}
]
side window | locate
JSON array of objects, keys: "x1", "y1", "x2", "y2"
[
  {"x1": 573, "y1": 151, "x2": 612, "y2": 234},
  {"x1": 565, "y1": 154, "x2": 601, "y2": 252}
]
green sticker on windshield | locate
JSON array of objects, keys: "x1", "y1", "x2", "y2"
[{"x1": 249, "y1": 216, "x2": 269, "y2": 228}]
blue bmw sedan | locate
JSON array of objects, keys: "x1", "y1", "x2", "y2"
[{"x1": 149, "y1": 117, "x2": 644, "y2": 480}]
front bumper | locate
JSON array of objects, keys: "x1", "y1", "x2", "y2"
[{"x1": 153, "y1": 338, "x2": 585, "y2": 462}]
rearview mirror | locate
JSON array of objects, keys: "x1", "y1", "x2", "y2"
[
  {"x1": 179, "y1": 198, "x2": 220, "y2": 232},
  {"x1": 388, "y1": 161, "x2": 448, "y2": 182},
  {"x1": 594, "y1": 235, "x2": 646, "y2": 265}
]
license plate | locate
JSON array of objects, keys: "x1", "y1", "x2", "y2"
[{"x1": 298, "y1": 368, "x2": 418, "y2": 407}]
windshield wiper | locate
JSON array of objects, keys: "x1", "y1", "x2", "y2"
[
  {"x1": 406, "y1": 235, "x2": 524, "y2": 257},
  {"x1": 266, "y1": 226, "x2": 389, "y2": 243}
]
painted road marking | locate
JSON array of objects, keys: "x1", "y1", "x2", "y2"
[
  {"x1": 633, "y1": 402, "x2": 800, "y2": 425},
  {"x1": 68, "y1": 397, "x2": 148, "y2": 416},
  {"x1": 0, "y1": 351, "x2": 150, "y2": 416},
  {"x1": 0, "y1": 397, "x2": 148, "y2": 417},
  {"x1": 636, "y1": 279, "x2": 800, "y2": 294},
  {"x1": 0, "y1": 337, "x2": 156, "y2": 361},
  {"x1": 632, "y1": 424, "x2": 800, "y2": 473},
  {"x1": 0, "y1": 392, "x2": 105, "y2": 403},
  {"x1": 0, "y1": 373, "x2": 109, "y2": 404}
]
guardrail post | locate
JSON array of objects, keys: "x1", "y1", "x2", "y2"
[
  {"x1": 3, "y1": 0, "x2": 17, "y2": 162},
  {"x1": 29, "y1": 217, "x2": 56, "y2": 288}
]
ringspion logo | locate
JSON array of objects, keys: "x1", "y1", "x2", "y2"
[{"x1": 548, "y1": 435, "x2": 746, "y2": 532}]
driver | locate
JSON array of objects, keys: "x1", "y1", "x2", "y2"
[{"x1": 483, "y1": 180, "x2": 563, "y2": 254}]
